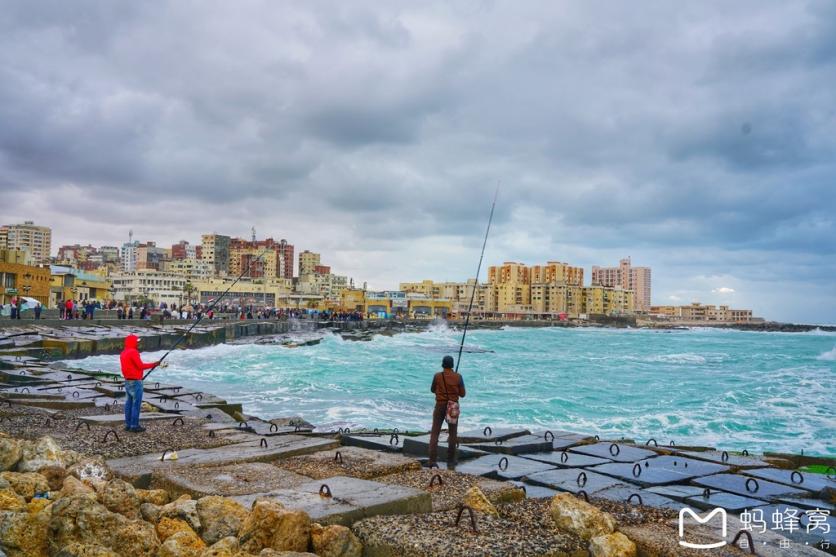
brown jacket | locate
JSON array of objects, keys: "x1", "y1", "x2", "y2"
[{"x1": 431, "y1": 369, "x2": 466, "y2": 404}]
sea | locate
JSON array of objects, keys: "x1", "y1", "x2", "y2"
[{"x1": 69, "y1": 324, "x2": 836, "y2": 456}]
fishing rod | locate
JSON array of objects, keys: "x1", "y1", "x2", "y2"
[
  {"x1": 456, "y1": 186, "x2": 499, "y2": 372},
  {"x1": 143, "y1": 245, "x2": 273, "y2": 380}
]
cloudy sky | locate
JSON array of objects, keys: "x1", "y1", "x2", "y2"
[{"x1": 1, "y1": 1, "x2": 834, "y2": 323}]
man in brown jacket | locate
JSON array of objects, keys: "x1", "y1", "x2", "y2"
[{"x1": 428, "y1": 355, "x2": 466, "y2": 469}]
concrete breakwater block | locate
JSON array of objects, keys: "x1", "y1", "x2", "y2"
[
  {"x1": 454, "y1": 454, "x2": 556, "y2": 480},
  {"x1": 525, "y1": 468, "x2": 634, "y2": 495},
  {"x1": 275, "y1": 446, "x2": 421, "y2": 480},
  {"x1": 743, "y1": 467, "x2": 834, "y2": 494},
  {"x1": 693, "y1": 473, "x2": 811, "y2": 500},
  {"x1": 108, "y1": 435, "x2": 339, "y2": 487},
  {"x1": 464, "y1": 434, "x2": 553, "y2": 455},
  {"x1": 509, "y1": 481, "x2": 560, "y2": 499},
  {"x1": 80, "y1": 412, "x2": 175, "y2": 425},
  {"x1": 741, "y1": 504, "x2": 836, "y2": 554},
  {"x1": 570, "y1": 442, "x2": 657, "y2": 463},
  {"x1": 456, "y1": 427, "x2": 530, "y2": 443},
  {"x1": 242, "y1": 420, "x2": 313, "y2": 436},
  {"x1": 3, "y1": 398, "x2": 94, "y2": 409},
  {"x1": 93, "y1": 383, "x2": 126, "y2": 397},
  {"x1": 684, "y1": 489, "x2": 769, "y2": 512},
  {"x1": 777, "y1": 496, "x2": 835, "y2": 512},
  {"x1": 144, "y1": 397, "x2": 198, "y2": 413},
  {"x1": 521, "y1": 451, "x2": 610, "y2": 468},
  {"x1": 402, "y1": 435, "x2": 488, "y2": 460},
  {"x1": 341, "y1": 434, "x2": 405, "y2": 453},
  {"x1": 232, "y1": 476, "x2": 432, "y2": 526},
  {"x1": 588, "y1": 456, "x2": 729, "y2": 486},
  {"x1": 591, "y1": 486, "x2": 682, "y2": 510},
  {"x1": 644, "y1": 484, "x2": 712, "y2": 502},
  {"x1": 153, "y1": 462, "x2": 309, "y2": 498},
  {"x1": 675, "y1": 449, "x2": 769, "y2": 468}
]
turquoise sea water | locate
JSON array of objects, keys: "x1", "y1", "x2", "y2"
[{"x1": 71, "y1": 325, "x2": 836, "y2": 456}]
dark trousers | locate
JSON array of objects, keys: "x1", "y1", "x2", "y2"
[{"x1": 428, "y1": 403, "x2": 458, "y2": 466}]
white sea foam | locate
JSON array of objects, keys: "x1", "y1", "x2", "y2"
[{"x1": 816, "y1": 346, "x2": 836, "y2": 361}]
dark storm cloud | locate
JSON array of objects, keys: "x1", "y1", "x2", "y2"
[{"x1": 0, "y1": 0, "x2": 834, "y2": 322}]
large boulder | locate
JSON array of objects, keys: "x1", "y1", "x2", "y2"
[
  {"x1": 67, "y1": 456, "x2": 113, "y2": 487},
  {"x1": 0, "y1": 471, "x2": 50, "y2": 500},
  {"x1": 0, "y1": 508, "x2": 50, "y2": 557},
  {"x1": 461, "y1": 486, "x2": 499, "y2": 517},
  {"x1": 196, "y1": 496, "x2": 249, "y2": 545},
  {"x1": 17, "y1": 436, "x2": 64, "y2": 473},
  {"x1": 0, "y1": 488, "x2": 27, "y2": 512},
  {"x1": 109, "y1": 518, "x2": 161, "y2": 557},
  {"x1": 549, "y1": 493, "x2": 616, "y2": 541},
  {"x1": 199, "y1": 536, "x2": 239, "y2": 557},
  {"x1": 157, "y1": 517, "x2": 197, "y2": 542},
  {"x1": 38, "y1": 465, "x2": 68, "y2": 491},
  {"x1": 589, "y1": 532, "x2": 637, "y2": 557},
  {"x1": 238, "y1": 500, "x2": 311, "y2": 554},
  {"x1": 310, "y1": 523, "x2": 362, "y2": 557},
  {"x1": 54, "y1": 543, "x2": 120, "y2": 556},
  {"x1": 0, "y1": 437, "x2": 22, "y2": 472},
  {"x1": 159, "y1": 495, "x2": 201, "y2": 531},
  {"x1": 98, "y1": 479, "x2": 140, "y2": 519},
  {"x1": 136, "y1": 488, "x2": 169, "y2": 506},
  {"x1": 140, "y1": 502, "x2": 161, "y2": 523},
  {"x1": 159, "y1": 530, "x2": 206, "y2": 557},
  {"x1": 59, "y1": 476, "x2": 97, "y2": 499}
]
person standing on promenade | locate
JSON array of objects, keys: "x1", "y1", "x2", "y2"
[
  {"x1": 428, "y1": 355, "x2": 466, "y2": 469},
  {"x1": 119, "y1": 334, "x2": 160, "y2": 433},
  {"x1": 33, "y1": 301, "x2": 42, "y2": 320}
]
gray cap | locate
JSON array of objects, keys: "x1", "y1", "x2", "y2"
[{"x1": 442, "y1": 355, "x2": 454, "y2": 369}]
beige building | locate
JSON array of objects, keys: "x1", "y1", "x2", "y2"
[
  {"x1": 650, "y1": 303, "x2": 754, "y2": 323},
  {"x1": 163, "y1": 258, "x2": 213, "y2": 281},
  {"x1": 0, "y1": 221, "x2": 51, "y2": 265},
  {"x1": 298, "y1": 250, "x2": 321, "y2": 276},
  {"x1": 0, "y1": 250, "x2": 51, "y2": 305},
  {"x1": 592, "y1": 257, "x2": 652, "y2": 312},
  {"x1": 531, "y1": 261, "x2": 584, "y2": 287},
  {"x1": 201, "y1": 234, "x2": 230, "y2": 276},
  {"x1": 110, "y1": 270, "x2": 187, "y2": 306}
]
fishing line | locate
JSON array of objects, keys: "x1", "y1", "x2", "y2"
[
  {"x1": 456, "y1": 185, "x2": 499, "y2": 372},
  {"x1": 143, "y1": 244, "x2": 273, "y2": 380}
]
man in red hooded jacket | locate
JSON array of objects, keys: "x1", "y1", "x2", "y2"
[{"x1": 120, "y1": 335, "x2": 159, "y2": 432}]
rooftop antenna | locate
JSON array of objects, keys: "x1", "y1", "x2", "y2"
[
  {"x1": 128, "y1": 229, "x2": 133, "y2": 244},
  {"x1": 251, "y1": 226, "x2": 256, "y2": 242},
  {"x1": 456, "y1": 185, "x2": 499, "y2": 373}
]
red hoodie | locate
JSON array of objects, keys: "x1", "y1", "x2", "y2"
[{"x1": 120, "y1": 335, "x2": 156, "y2": 380}]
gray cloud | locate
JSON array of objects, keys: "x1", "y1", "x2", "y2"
[{"x1": 0, "y1": 0, "x2": 834, "y2": 322}]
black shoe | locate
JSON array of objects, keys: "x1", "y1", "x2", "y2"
[{"x1": 130, "y1": 426, "x2": 146, "y2": 433}]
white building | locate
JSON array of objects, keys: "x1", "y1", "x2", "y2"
[
  {"x1": 163, "y1": 258, "x2": 212, "y2": 281},
  {"x1": 120, "y1": 241, "x2": 139, "y2": 272},
  {"x1": 110, "y1": 270, "x2": 187, "y2": 307}
]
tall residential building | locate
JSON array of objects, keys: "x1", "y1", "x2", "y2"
[
  {"x1": 0, "y1": 221, "x2": 52, "y2": 265},
  {"x1": 135, "y1": 242, "x2": 169, "y2": 271},
  {"x1": 229, "y1": 237, "x2": 294, "y2": 280},
  {"x1": 120, "y1": 241, "x2": 140, "y2": 272},
  {"x1": 201, "y1": 234, "x2": 230, "y2": 276},
  {"x1": 299, "y1": 250, "x2": 321, "y2": 276},
  {"x1": 171, "y1": 240, "x2": 202, "y2": 261},
  {"x1": 592, "y1": 257, "x2": 652, "y2": 311},
  {"x1": 530, "y1": 261, "x2": 584, "y2": 287}
]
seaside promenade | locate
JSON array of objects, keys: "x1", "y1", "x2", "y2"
[{"x1": 0, "y1": 322, "x2": 833, "y2": 556}]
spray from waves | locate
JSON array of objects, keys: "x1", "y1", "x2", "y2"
[{"x1": 817, "y1": 346, "x2": 836, "y2": 361}]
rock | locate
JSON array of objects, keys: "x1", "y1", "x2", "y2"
[
  {"x1": 136, "y1": 488, "x2": 169, "y2": 506},
  {"x1": 159, "y1": 495, "x2": 201, "y2": 531},
  {"x1": 0, "y1": 475, "x2": 10, "y2": 489},
  {"x1": 0, "y1": 488, "x2": 26, "y2": 512},
  {"x1": 54, "y1": 543, "x2": 120, "y2": 556},
  {"x1": 140, "y1": 502, "x2": 161, "y2": 523},
  {"x1": 67, "y1": 456, "x2": 113, "y2": 486},
  {"x1": 238, "y1": 500, "x2": 311, "y2": 554},
  {"x1": 461, "y1": 486, "x2": 499, "y2": 517},
  {"x1": 550, "y1": 493, "x2": 616, "y2": 541},
  {"x1": 589, "y1": 532, "x2": 637, "y2": 557},
  {"x1": 310, "y1": 523, "x2": 362, "y2": 557},
  {"x1": 196, "y1": 495, "x2": 249, "y2": 545},
  {"x1": 27, "y1": 497, "x2": 51, "y2": 515},
  {"x1": 0, "y1": 508, "x2": 50, "y2": 557},
  {"x1": 59, "y1": 476, "x2": 97, "y2": 499},
  {"x1": 258, "y1": 550, "x2": 317, "y2": 556},
  {"x1": 99, "y1": 479, "x2": 140, "y2": 519},
  {"x1": 17, "y1": 436, "x2": 64, "y2": 473},
  {"x1": 159, "y1": 530, "x2": 206, "y2": 557},
  {"x1": 157, "y1": 517, "x2": 197, "y2": 542},
  {"x1": 110, "y1": 518, "x2": 161, "y2": 557},
  {"x1": 37, "y1": 465, "x2": 67, "y2": 491},
  {"x1": 0, "y1": 437, "x2": 22, "y2": 472},
  {"x1": 0, "y1": 471, "x2": 50, "y2": 500},
  {"x1": 199, "y1": 536, "x2": 240, "y2": 557}
]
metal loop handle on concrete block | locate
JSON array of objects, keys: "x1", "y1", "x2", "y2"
[
  {"x1": 498, "y1": 457, "x2": 509, "y2": 471},
  {"x1": 745, "y1": 478, "x2": 759, "y2": 493},
  {"x1": 742, "y1": 449, "x2": 749, "y2": 456},
  {"x1": 102, "y1": 429, "x2": 120, "y2": 443},
  {"x1": 43, "y1": 417, "x2": 51, "y2": 427},
  {"x1": 454, "y1": 505, "x2": 478, "y2": 533},
  {"x1": 270, "y1": 423, "x2": 279, "y2": 433},
  {"x1": 338, "y1": 427, "x2": 345, "y2": 434},
  {"x1": 790, "y1": 471, "x2": 804, "y2": 484},
  {"x1": 646, "y1": 438, "x2": 658, "y2": 447},
  {"x1": 160, "y1": 449, "x2": 175, "y2": 461},
  {"x1": 544, "y1": 430, "x2": 554, "y2": 442},
  {"x1": 72, "y1": 391, "x2": 80, "y2": 398},
  {"x1": 74, "y1": 421, "x2": 90, "y2": 432},
  {"x1": 730, "y1": 530, "x2": 756, "y2": 554},
  {"x1": 393, "y1": 427, "x2": 399, "y2": 433},
  {"x1": 577, "y1": 472, "x2": 587, "y2": 487},
  {"x1": 389, "y1": 434, "x2": 399, "y2": 446},
  {"x1": 172, "y1": 417, "x2": 184, "y2": 427},
  {"x1": 238, "y1": 421, "x2": 249, "y2": 429},
  {"x1": 609, "y1": 443, "x2": 620, "y2": 456},
  {"x1": 174, "y1": 401, "x2": 179, "y2": 409},
  {"x1": 632, "y1": 463, "x2": 642, "y2": 478},
  {"x1": 669, "y1": 440, "x2": 676, "y2": 446},
  {"x1": 373, "y1": 428, "x2": 379, "y2": 433},
  {"x1": 194, "y1": 393, "x2": 203, "y2": 401},
  {"x1": 428, "y1": 462, "x2": 439, "y2": 469},
  {"x1": 319, "y1": 484, "x2": 332, "y2": 498},
  {"x1": 594, "y1": 434, "x2": 600, "y2": 441},
  {"x1": 95, "y1": 381, "x2": 102, "y2": 387},
  {"x1": 208, "y1": 430, "x2": 216, "y2": 438},
  {"x1": 627, "y1": 493, "x2": 643, "y2": 506},
  {"x1": 703, "y1": 487, "x2": 711, "y2": 498},
  {"x1": 560, "y1": 451, "x2": 569, "y2": 464},
  {"x1": 429, "y1": 473, "x2": 443, "y2": 487},
  {"x1": 67, "y1": 374, "x2": 72, "y2": 380},
  {"x1": 17, "y1": 370, "x2": 25, "y2": 375},
  {"x1": 721, "y1": 451, "x2": 729, "y2": 463},
  {"x1": 495, "y1": 439, "x2": 503, "y2": 446},
  {"x1": 483, "y1": 426, "x2": 492, "y2": 437},
  {"x1": 154, "y1": 382, "x2": 160, "y2": 389},
  {"x1": 20, "y1": 387, "x2": 30, "y2": 393},
  {"x1": 334, "y1": 451, "x2": 343, "y2": 464},
  {"x1": 174, "y1": 387, "x2": 180, "y2": 393},
  {"x1": 576, "y1": 490, "x2": 589, "y2": 502},
  {"x1": 259, "y1": 438, "x2": 267, "y2": 448}
]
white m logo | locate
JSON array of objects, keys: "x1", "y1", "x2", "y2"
[{"x1": 679, "y1": 507, "x2": 728, "y2": 549}]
